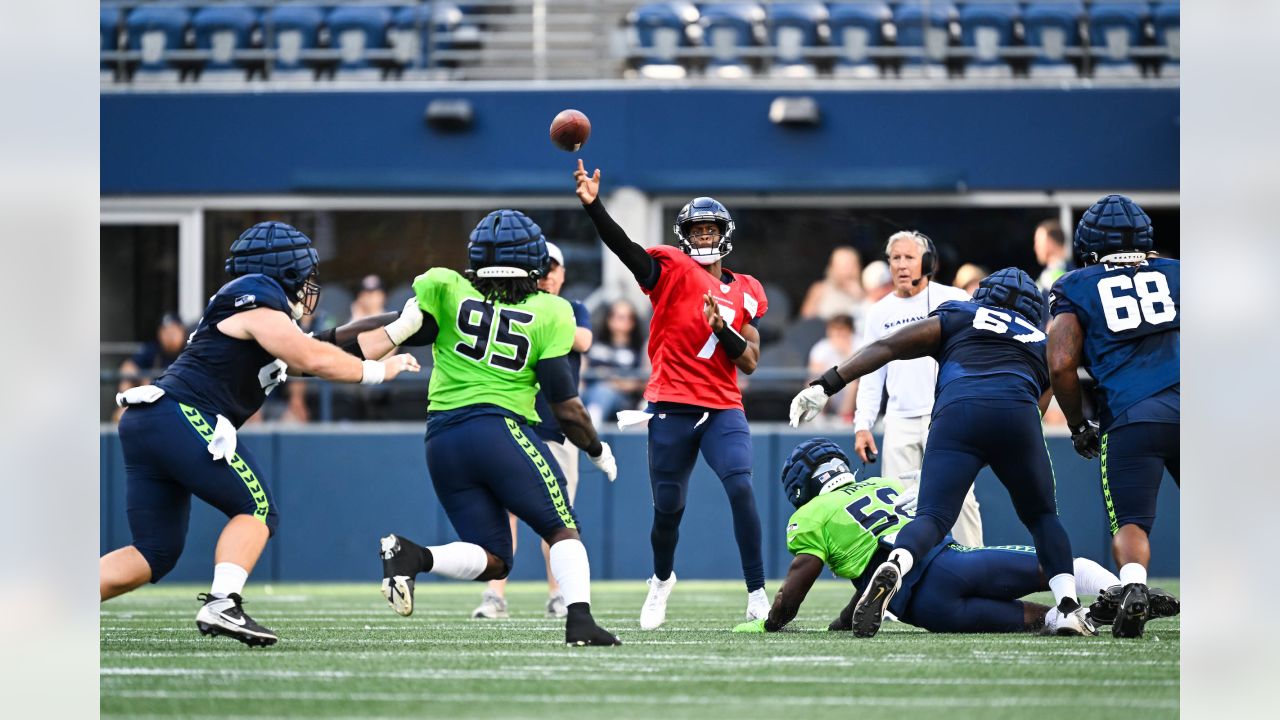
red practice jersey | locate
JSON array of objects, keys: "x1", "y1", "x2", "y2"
[{"x1": 642, "y1": 245, "x2": 769, "y2": 410}]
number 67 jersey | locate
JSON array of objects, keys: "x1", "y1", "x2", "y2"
[
  {"x1": 414, "y1": 267, "x2": 576, "y2": 424},
  {"x1": 1049, "y1": 257, "x2": 1180, "y2": 428}
]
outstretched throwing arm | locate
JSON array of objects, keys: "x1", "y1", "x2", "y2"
[{"x1": 575, "y1": 159, "x2": 660, "y2": 290}]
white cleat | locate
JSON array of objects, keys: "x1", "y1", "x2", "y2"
[
  {"x1": 471, "y1": 590, "x2": 509, "y2": 619},
  {"x1": 745, "y1": 588, "x2": 770, "y2": 621},
  {"x1": 379, "y1": 534, "x2": 417, "y2": 617},
  {"x1": 1043, "y1": 600, "x2": 1099, "y2": 637},
  {"x1": 640, "y1": 573, "x2": 677, "y2": 630}
]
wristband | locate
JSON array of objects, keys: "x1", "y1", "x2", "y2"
[
  {"x1": 713, "y1": 323, "x2": 748, "y2": 359},
  {"x1": 313, "y1": 328, "x2": 337, "y2": 345},
  {"x1": 813, "y1": 366, "x2": 847, "y2": 396},
  {"x1": 360, "y1": 359, "x2": 386, "y2": 385}
]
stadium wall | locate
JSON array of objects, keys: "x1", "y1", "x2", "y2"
[
  {"x1": 99, "y1": 428, "x2": 1180, "y2": 582},
  {"x1": 101, "y1": 87, "x2": 1178, "y2": 195}
]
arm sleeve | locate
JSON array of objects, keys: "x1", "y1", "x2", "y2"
[
  {"x1": 853, "y1": 307, "x2": 887, "y2": 432},
  {"x1": 535, "y1": 355, "x2": 578, "y2": 403},
  {"x1": 583, "y1": 198, "x2": 660, "y2": 290}
]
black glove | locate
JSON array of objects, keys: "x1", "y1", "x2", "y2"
[{"x1": 1070, "y1": 420, "x2": 1101, "y2": 460}]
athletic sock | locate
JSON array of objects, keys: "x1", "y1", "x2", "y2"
[
  {"x1": 1073, "y1": 557, "x2": 1121, "y2": 596},
  {"x1": 1119, "y1": 562, "x2": 1148, "y2": 587},
  {"x1": 888, "y1": 548, "x2": 914, "y2": 576},
  {"x1": 1048, "y1": 573, "x2": 1079, "y2": 606},
  {"x1": 210, "y1": 562, "x2": 248, "y2": 599},
  {"x1": 424, "y1": 542, "x2": 488, "y2": 580},
  {"x1": 549, "y1": 539, "x2": 591, "y2": 606}
]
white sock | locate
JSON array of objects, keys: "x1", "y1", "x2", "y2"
[
  {"x1": 888, "y1": 548, "x2": 914, "y2": 576},
  {"x1": 548, "y1": 539, "x2": 591, "y2": 607},
  {"x1": 210, "y1": 562, "x2": 248, "y2": 599},
  {"x1": 1073, "y1": 557, "x2": 1120, "y2": 596},
  {"x1": 1048, "y1": 573, "x2": 1078, "y2": 606},
  {"x1": 1119, "y1": 562, "x2": 1148, "y2": 587},
  {"x1": 426, "y1": 542, "x2": 489, "y2": 581}
]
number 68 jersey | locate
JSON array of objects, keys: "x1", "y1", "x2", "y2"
[
  {"x1": 414, "y1": 267, "x2": 576, "y2": 425},
  {"x1": 1049, "y1": 257, "x2": 1180, "y2": 427}
]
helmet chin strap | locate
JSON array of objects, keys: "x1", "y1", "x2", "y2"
[
  {"x1": 289, "y1": 301, "x2": 305, "y2": 321},
  {"x1": 690, "y1": 250, "x2": 721, "y2": 266}
]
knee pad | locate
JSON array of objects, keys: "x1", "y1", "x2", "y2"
[
  {"x1": 652, "y1": 482, "x2": 687, "y2": 516},
  {"x1": 492, "y1": 558, "x2": 511, "y2": 581},
  {"x1": 135, "y1": 543, "x2": 182, "y2": 583}
]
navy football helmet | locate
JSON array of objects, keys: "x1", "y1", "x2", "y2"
[
  {"x1": 971, "y1": 267, "x2": 1045, "y2": 326},
  {"x1": 781, "y1": 438, "x2": 858, "y2": 509},
  {"x1": 673, "y1": 197, "x2": 735, "y2": 265},
  {"x1": 1074, "y1": 194, "x2": 1154, "y2": 266},
  {"x1": 225, "y1": 221, "x2": 320, "y2": 318},
  {"x1": 467, "y1": 210, "x2": 549, "y2": 279}
]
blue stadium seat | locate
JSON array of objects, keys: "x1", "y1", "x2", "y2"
[
  {"x1": 958, "y1": 2, "x2": 1020, "y2": 78},
  {"x1": 389, "y1": 3, "x2": 467, "y2": 74},
  {"x1": 192, "y1": 5, "x2": 258, "y2": 81},
  {"x1": 264, "y1": 5, "x2": 324, "y2": 81},
  {"x1": 1153, "y1": 2, "x2": 1179, "y2": 77},
  {"x1": 893, "y1": 2, "x2": 957, "y2": 78},
  {"x1": 765, "y1": 3, "x2": 828, "y2": 78},
  {"x1": 102, "y1": 6, "x2": 121, "y2": 81},
  {"x1": 698, "y1": 3, "x2": 765, "y2": 79},
  {"x1": 125, "y1": 6, "x2": 191, "y2": 83},
  {"x1": 326, "y1": 6, "x2": 393, "y2": 79},
  {"x1": 828, "y1": 2, "x2": 890, "y2": 79},
  {"x1": 627, "y1": 3, "x2": 699, "y2": 79},
  {"x1": 1023, "y1": 1, "x2": 1084, "y2": 79},
  {"x1": 1087, "y1": 2, "x2": 1149, "y2": 78}
]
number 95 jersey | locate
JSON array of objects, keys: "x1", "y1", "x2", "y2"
[
  {"x1": 1049, "y1": 257, "x2": 1180, "y2": 426},
  {"x1": 414, "y1": 267, "x2": 576, "y2": 425}
]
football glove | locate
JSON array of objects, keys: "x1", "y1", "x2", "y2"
[
  {"x1": 206, "y1": 414, "x2": 239, "y2": 465},
  {"x1": 384, "y1": 297, "x2": 425, "y2": 346},
  {"x1": 732, "y1": 618, "x2": 766, "y2": 633},
  {"x1": 589, "y1": 442, "x2": 617, "y2": 482},
  {"x1": 894, "y1": 474, "x2": 920, "y2": 516},
  {"x1": 115, "y1": 384, "x2": 165, "y2": 408},
  {"x1": 788, "y1": 385, "x2": 829, "y2": 427},
  {"x1": 1071, "y1": 420, "x2": 1101, "y2": 460}
]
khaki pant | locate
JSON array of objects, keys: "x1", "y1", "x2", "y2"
[
  {"x1": 882, "y1": 414, "x2": 984, "y2": 547},
  {"x1": 546, "y1": 437, "x2": 580, "y2": 503}
]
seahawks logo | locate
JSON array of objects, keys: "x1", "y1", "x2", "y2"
[
  {"x1": 786, "y1": 523, "x2": 799, "y2": 535},
  {"x1": 235, "y1": 294, "x2": 256, "y2": 308}
]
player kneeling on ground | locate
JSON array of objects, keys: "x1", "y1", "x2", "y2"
[{"x1": 733, "y1": 439, "x2": 1177, "y2": 635}]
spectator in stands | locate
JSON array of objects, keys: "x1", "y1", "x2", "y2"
[
  {"x1": 114, "y1": 314, "x2": 187, "y2": 421},
  {"x1": 953, "y1": 263, "x2": 988, "y2": 295},
  {"x1": 800, "y1": 246, "x2": 865, "y2": 319},
  {"x1": 341, "y1": 274, "x2": 393, "y2": 419},
  {"x1": 350, "y1": 274, "x2": 388, "y2": 320},
  {"x1": 861, "y1": 260, "x2": 893, "y2": 304},
  {"x1": 583, "y1": 299, "x2": 647, "y2": 427},
  {"x1": 1033, "y1": 218, "x2": 1071, "y2": 291},
  {"x1": 807, "y1": 314, "x2": 857, "y2": 424}
]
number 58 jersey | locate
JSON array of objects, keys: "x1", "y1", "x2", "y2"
[
  {"x1": 1049, "y1": 257, "x2": 1180, "y2": 426},
  {"x1": 786, "y1": 476, "x2": 911, "y2": 581},
  {"x1": 414, "y1": 267, "x2": 576, "y2": 425}
]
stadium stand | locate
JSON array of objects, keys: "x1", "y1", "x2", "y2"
[
  {"x1": 958, "y1": 1, "x2": 1020, "y2": 78},
  {"x1": 627, "y1": 2, "x2": 700, "y2": 79},
  {"x1": 1152, "y1": 2, "x2": 1179, "y2": 77},
  {"x1": 388, "y1": 2, "x2": 473, "y2": 78},
  {"x1": 326, "y1": 5, "x2": 394, "y2": 79},
  {"x1": 1087, "y1": 1, "x2": 1149, "y2": 78},
  {"x1": 893, "y1": 1, "x2": 957, "y2": 79},
  {"x1": 828, "y1": 2, "x2": 890, "y2": 80},
  {"x1": 124, "y1": 5, "x2": 191, "y2": 84},
  {"x1": 263, "y1": 4, "x2": 325, "y2": 81},
  {"x1": 765, "y1": 2, "x2": 828, "y2": 78},
  {"x1": 192, "y1": 4, "x2": 258, "y2": 82},
  {"x1": 698, "y1": 2, "x2": 765, "y2": 79},
  {"x1": 1023, "y1": 1, "x2": 1084, "y2": 79}
]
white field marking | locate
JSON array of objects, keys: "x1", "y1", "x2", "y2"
[{"x1": 102, "y1": 689, "x2": 1177, "y2": 710}]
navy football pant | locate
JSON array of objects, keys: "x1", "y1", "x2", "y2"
[
  {"x1": 118, "y1": 397, "x2": 278, "y2": 582},
  {"x1": 1101, "y1": 422, "x2": 1179, "y2": 535},
  {"x1": 903, "y1": 544, "x2": 1044, "y2": 633},
  {"x1": 895, "y1": 399, "x2": 1074, "y2": 580},
  {"x1": 647, "y1": 408, "x2": 764, "y2": 591},
  {"x1": 425, "y1": 415, "x2": 578, "y2": 574}
]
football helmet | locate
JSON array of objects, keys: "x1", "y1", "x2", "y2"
[
  {"x1": 971, "y1": 267, "x2": 1045, "y2": 327},
  {"x1": 673, "y1": 197, "x2": 735, "y2": 265},
  {"x1": 781, "y1": 438, "x2": 858, "y2": 509},
  {"x1": 225, "y1": 221, "x2": 320, "y2": 320},
  {"x1": 1073, "y1": 194, "x2": 1153, "y2": 266},
  {"x1": 467, "y1": 209, "x2": 549, "y2": 279}
]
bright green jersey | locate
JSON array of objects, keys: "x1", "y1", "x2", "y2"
[
  {"x1": 414, "y1": 267, "x2": 575, "y2": 423},
  {"x1": 785, "y1": 476, "x2": 912, "y2": 580}
]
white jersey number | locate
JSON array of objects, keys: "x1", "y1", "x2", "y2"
[
  {"x1": 971, "y1": 306, "x2": 1045, "y2": 343},
  {"x1": 696, "y1": 304, "x2": 737, "y2": 359},
  {"x1": 1097, "y1": 271, "x2": 1177, "y2": 333}
]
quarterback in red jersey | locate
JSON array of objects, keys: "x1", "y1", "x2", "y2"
[{"x1": 575, "y1": 160, "x2": 769, "y2": 629}]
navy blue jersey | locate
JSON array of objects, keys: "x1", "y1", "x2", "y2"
[
  {"x1": 1049, "y1": 258, "x2": 1180, "y2": 428},
  {"x1": 532, "y1": 299, "x2": 591, "y2": 443},
  {"x1": 156, "y1": 275, "x2": 294, "y2": 427},
  {"x1": 930, "y1": 300, "x2": 1049, "y2": 413}
]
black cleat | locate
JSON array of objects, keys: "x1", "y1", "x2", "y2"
[
  {"x1": 1112, "y1": 583, "x2": 1151, "y2": 638},
  {"x1": 380, "y1": 534, "x2": 422, "y2": 617},
  {"x1": 851, "y1": 560, "x2": 901, "y2": 638},
  {"x1": 1090, "y1": 584, "x2": 1179, "y2": 626},
  {"x1": 565, "y1": 605, "x2": 622, "y2": 647},
  {"x1": 195, "y1": 593, "x2": 277, "y2": 647}
]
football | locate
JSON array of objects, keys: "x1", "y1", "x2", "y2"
[{"x1": 550, "y1": 109, "x2": 591, "y2": 152}]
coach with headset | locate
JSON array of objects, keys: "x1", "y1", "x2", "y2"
[{"x1": 851, "y1": 230, "x2": 983, "y2": 547}]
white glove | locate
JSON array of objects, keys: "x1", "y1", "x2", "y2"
[
  {"x1": 115, "y1": 384, "x2": 165, "y2": 408},
  {"x1": 788, "y1": 385, "x2": 830, "y2": 427},
  {"x1": 588, "y1": 442, "x2": 618, "y2": 482},
  {"x1": 894, "y1": 473, "x2": 920, "y2": 516},
  {"x1": 206, "y1": 414, "x2": 239, "y2": 465},
  {"x1": 384, "y1": 297, "x2": 425, "y2": 346}
]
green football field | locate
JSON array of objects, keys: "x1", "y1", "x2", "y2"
[{"x1": 101, "y1": 579, "x2": 1179, "y2": 719}]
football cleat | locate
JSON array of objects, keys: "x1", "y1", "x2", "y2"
[
  {"x1": 546, "y1": 593, "x2": 568, "y2": 619},
  {"x1": 745, "y1": 588, "x2": 770, "y2": 621},
  {"x1": 565, "y1": 612, "x2": 622, "y2": 647},
  {"x1": 472, "y1": 590, "x2": 509, "y2": 619},
  {"x1": 195, "y1": 593, "x2": 277, "y2": 648},
  {"x1": 1112, "y1": 583, "x2": 1152, "y2": 638},
  {"x1": 380, "y1": 534, "x2": 419, "y2": 617},
  {"x1": 1042, "y1": 598, "x2": 1099, "y2": 637},
  {"x1": 1089, "y1": 584, "x2": 1179, "y2": 626},
  {"x1": 852, "y1": 560, "x2": 902, "y2": 638},
  {"x1": 640, "y1": 573, "x2": 677, "y2": 630}
]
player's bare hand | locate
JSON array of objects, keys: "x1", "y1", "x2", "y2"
[
  {"x1": 854, "y1": 430, "x2": 879, "y2": 464},
  {"x1": 574, "y1": 159, "x2": 600, "y2": 204},
  {"x1": 703, "y1": 294, "x2": 725, "y2": 331},
  {"x1": 381, "y1": 353, "x2": 421, "y2": 381}
]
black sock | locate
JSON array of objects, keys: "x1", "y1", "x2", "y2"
[
  {"x1": 1058, "y1": 597, "x2": 1081, "y2": 613},
  {"x1": 566, "y1": 602, "x2": 592, "y2": 622}
]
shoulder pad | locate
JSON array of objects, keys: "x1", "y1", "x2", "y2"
[{"x1": 219, "y1": 274, "x2": 291, "y2": 314}]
